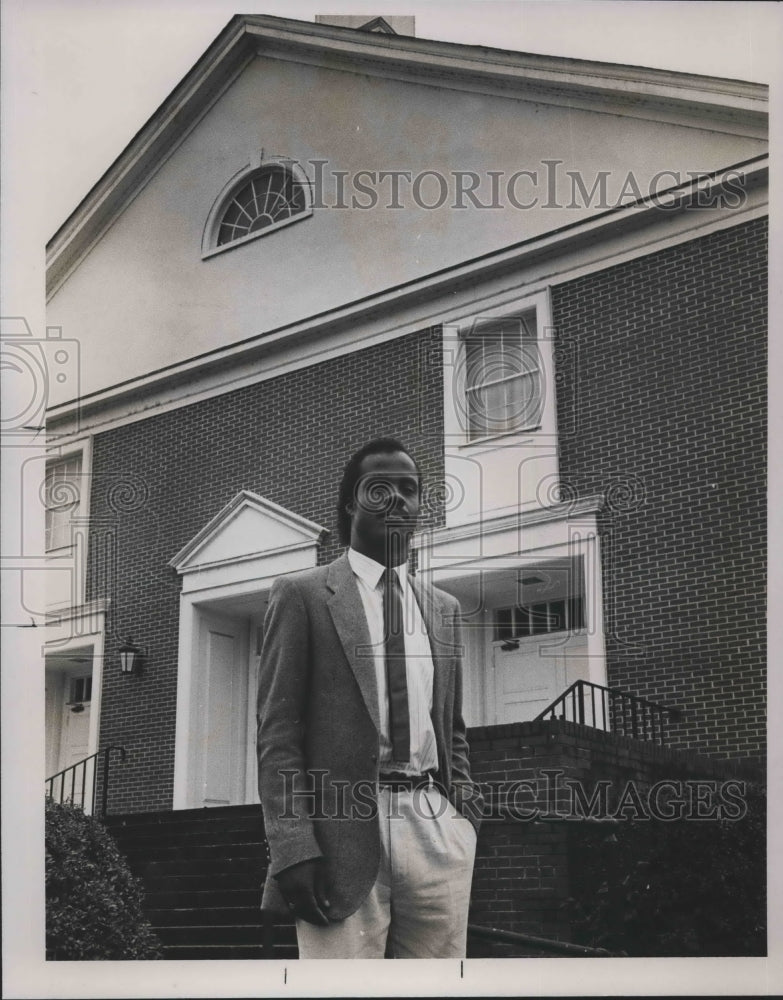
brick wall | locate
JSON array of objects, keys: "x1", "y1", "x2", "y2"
[
  {"x1": 552, "y1": 217, "x2": 767, "y2": 760},
  {"x1": 466, "y1": 719, "x2": 761, "y2": 948},
  {"x1": 88, "y1": 328, "x2": 444, "y2": 813},
  {"x1": 87, "y1": 216, "x2": 766, "y2": 813}
]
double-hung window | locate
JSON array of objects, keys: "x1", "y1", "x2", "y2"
[
  {"x1": 45, "y1": 454, "x2": 82, "y2": 553},
  {"x1": 462, "y1": 309, "x2": 542, "y2": 441}
]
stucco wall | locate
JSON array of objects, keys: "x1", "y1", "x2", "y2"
[{"x1": 47, "y1": 54, "x2": 764, "y2": 402}]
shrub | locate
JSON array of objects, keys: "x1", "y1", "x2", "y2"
[
  {"x1": 563, "y1": 784, "x2": 766, "y2": 956},
  {"x1": 45, "y1": 799, "x2": 161, "y2": 960}
]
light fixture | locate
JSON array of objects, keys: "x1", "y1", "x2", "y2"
[{"x1": 119, "y1": 636, "x2": 143, "y2": 675}]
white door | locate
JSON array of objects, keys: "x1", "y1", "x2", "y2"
[
  {"x1": 56, "y1": 676, "x2": 93, "y2": 809},
  {"x1": 196, "y1": 611, "x2": 249, "y2": 807},
  {"x1": 493, "y1": 641, "x2": 567, "y2": 724}
]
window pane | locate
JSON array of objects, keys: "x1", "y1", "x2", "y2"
[
  {"x1": 530, "y1": 602, "x2": 551, "y2": 635},
  {"x1": 465, "y1": 387, "x2": 485, "y2": 439},
  {"x1": 500, "y1": 335, "x2": 523, "y2": 370},
  {"x1": 464, "y1": 339, "x2": 485, "y2": 387},
  {"x1": 495, "y1": 608, "x2": 513, "y2": 640},
  {"x1": 483, "y1": 338, "x2": 516, "y2": 382},
  {"x1": 235, "y1": 186, "x2": 255, "y2": 212},
  {"x1": 569, "y1": 597, "x2": 584, "y2": 631},
  {"x1": 483, "y1": 381, "x2": 507, "y2": 432},
  {"x1": 45, "y1": 456, "x2": 81, "y2": 552},
  {"x1": 463, "y1": 311, "x2": 540, "y2": 438},
  {"x1": 549, "y1": 600, "x2": 566, "y2": 633},
  {"x1": 514, "y1": 605, "x2": 531, "y2": 637},
  {"x1": 217, "y1": 167, "x2": 306, "y2": 246}
]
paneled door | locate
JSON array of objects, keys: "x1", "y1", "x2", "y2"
[{"x1": 196, "y1": 612, "x2": 250, "y2": 807}]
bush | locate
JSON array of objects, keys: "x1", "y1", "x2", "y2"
[
  {"x1": 563, "y1": 784, "x2": 766, "y2": 956},
  {"x1": 45, "y1": 799, "x2": 161, "y2": 960}
]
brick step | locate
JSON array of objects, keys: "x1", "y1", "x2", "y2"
[
  {"x1": 141, "y1": 872, "x2": 264, "y2": 892},
  {"x1": 156, "y1": 923, "x2": 266, "y2": 946},
  {"x1": 140, "y1": 856, "x2": 264, "y2": 877},
  {"x1": 146, "y1": 906, "x2": 267, "y2": 927},
  {"x1": 111, "y1": 829, "x2": 265, "y2": 851},
  {"x1": 107, "y1": 810, "x2": 263, "y2": 839},
  {"x1": 161, "y1": 943, "x2": 299, "y2": 960},
  {"x1": 144, "y1": 888, "x2": 262, "y2": 909},
  {"x1": 109, "y1": 817, "x2": 264, "y2": 837},
  {"x1": 160, "y1": 944, "x2": 270, "y2": 960},
  {"x1": 123, "y1": 841, "x2": 264, "y2": 864},
  {"x1": 109, "y1": 805, "x2": 264, "y2": 826},
  {"x1": 268, "y1": 923, "x2": 297, "y2": 942},
  {"x1": 105, "y1": 806, "x2": 296, "y2": 958}
]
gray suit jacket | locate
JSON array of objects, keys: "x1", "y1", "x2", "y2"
[{"x1": 256, "y1": 552, "x2": 483, "y2": 920}]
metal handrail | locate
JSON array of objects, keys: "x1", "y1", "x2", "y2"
[
  {"x1": 45, "y1": 745, "x2": 126, "y2": 818},
  {"x1": 535, "y1": 679, "x2": 681, "y2": 746},
  {"x1": 467, "y1": 922, "x2": 617, "y2": 957}
]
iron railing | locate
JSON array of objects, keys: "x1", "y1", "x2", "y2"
[
  {"x1": 535, "y1": 679, "x2": 681, "y2": 745},
  {"x1": 45, "y1": 745, "x2": 126, "y2": 818},
  {"x1": 467, "y1": 923, "x2": 617, "y2": 957}
]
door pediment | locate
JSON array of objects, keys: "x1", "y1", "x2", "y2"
[{"x1": 169, "y1": 490, "x2": 328, "y2": 594}]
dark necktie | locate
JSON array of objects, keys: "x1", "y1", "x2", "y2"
[{"x1": 382, "y1": 567, "x2": 410, "y2": 764}]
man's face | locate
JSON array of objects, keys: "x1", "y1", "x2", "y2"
[{"x1": 348, "y1": 450, "x2": 421, "y2": 563}]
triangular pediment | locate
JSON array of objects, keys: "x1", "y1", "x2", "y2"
[
  {"x1": 47, "y1": 12, "x2": 767, "y2": 299},
  {"x1": 169, "y1": 490, "x2": 328, "y2": 575},
  {"x1": 359, "y1": 17, "x2": 396, "y2": 34}
]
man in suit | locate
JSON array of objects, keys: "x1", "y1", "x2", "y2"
[{"x1": 257, "y1": 438, "x2": 482, "y2": 958}]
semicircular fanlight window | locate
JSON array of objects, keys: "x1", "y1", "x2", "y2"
[{"x1": 217, "y1": 166, "x2": 306, "y2": 247}]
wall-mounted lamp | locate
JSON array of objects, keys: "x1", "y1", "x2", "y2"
[{"x1": 119, "y1": 636, "x2": 143, "y2": 675}]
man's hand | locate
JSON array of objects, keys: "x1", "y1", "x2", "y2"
[{"x1": 275, "y1": 859, "x2": 331, "y2": 925}]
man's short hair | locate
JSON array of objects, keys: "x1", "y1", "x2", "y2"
[{"x1": 336, "y1": 438, "x2": 421, "y2": 546}]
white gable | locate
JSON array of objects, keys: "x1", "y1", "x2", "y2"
[
  {"x1": 169, "y1": 490, "x2": 328, "y2": 594},
  {"x1": 46, "y1": 14, "x2": 768, "y2": 410}
]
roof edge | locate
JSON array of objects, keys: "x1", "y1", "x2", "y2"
[{"x1": 46, "y1": 13, "x2": 769, "y2": 294}]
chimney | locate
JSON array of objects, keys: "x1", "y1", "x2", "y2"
[{"x1": 315, "y1": 15, "x2": 415, "y2": 36}]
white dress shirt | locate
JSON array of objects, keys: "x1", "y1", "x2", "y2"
[{"x1": 348, "y1": 547, "x2": 438, "y2": 776}]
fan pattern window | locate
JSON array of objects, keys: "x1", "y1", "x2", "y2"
[
  {"x1": 217, "y1": 166, "x2": 306, "y2": 247},
  {"x1": 464, "y1": 311, "x2": 543, "y2": 440}
]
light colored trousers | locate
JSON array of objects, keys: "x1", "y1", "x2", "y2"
[{"x1": 296, "y1": 784, "x2": 477, "y2": 959}]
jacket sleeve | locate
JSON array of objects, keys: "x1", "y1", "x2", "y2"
[
  {"x1": 447, "y1": 599, "x2": 485, "y2": 832},
  {"x1": 256, "y1": 575, "x2": 324, "y2": 877}
]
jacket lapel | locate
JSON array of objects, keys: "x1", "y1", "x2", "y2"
[{"x1": 326, "y1": 553, "x2": 381, "y2": 733}]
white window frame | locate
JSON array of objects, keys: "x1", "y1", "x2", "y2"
[
  {"x1": 45, "y1": 452, "x2": 83, "y2": 553},
  {"x1": 201, "y1": 154, "x2": 313, "y2": 260},
  {"x1": 462, "y1": 307, "x2": 542, "y2": 443},
  {"x1": 443, "y1": 289, "x2": 558, "y2": 451},
  {"x1": 492, "y1": 595, "x2": 586, "y2": 642},
  {"x1": 45, "y1": 438, "x2": 92, "y2": 609}
]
